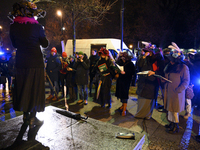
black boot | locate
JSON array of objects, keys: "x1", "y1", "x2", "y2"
[
  {"x1": 165, "y1": 122, "x2": 173, "y2": 128},
  {"x1": 29, "y1": 117, "x2": 44, "y2": 129},
  {"x1": 167, "y1": 123, "x2": 179, "y2": 134}
]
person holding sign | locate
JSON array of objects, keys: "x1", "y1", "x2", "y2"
[{"x1": 92, "y1": 47, "x2": 124, "y2": 108}]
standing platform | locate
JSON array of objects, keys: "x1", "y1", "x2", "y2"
[{"x1": 0, "y1": 106, "x2": 145, "y2": 150}]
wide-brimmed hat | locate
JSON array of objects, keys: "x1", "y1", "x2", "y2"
[
  {"x1": 8, "y1": 1, "x2": 46, "y2": 19},
  {"x1": 166, "y1": 42, "x2": 185, "y2": 63},
  {"x1": 98, "y1": 47, "x2": 109, "y2": 56}
]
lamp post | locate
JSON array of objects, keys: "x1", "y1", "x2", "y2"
[
  {"x1": 0, "y1": 26, "x2": 3, "y2": 52},
  {"x1": 57, "y1": 10, "x2": 66, "y2": 53}
]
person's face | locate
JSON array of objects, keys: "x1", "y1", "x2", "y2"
[
  {"x1": 92, "y1": 50, "x2": 96, "y2": 56},
  {"x1": 101, "y1": 55, "x2": 106, "y2": 58},
  {"x1": 63, "y1": 56, "x2": 67, "y2": 59},
  {"x1": 141, "y1": 50, "x2": 145, "y2": 55},
  {"x1": 78, "y1": 54, "x2": 83, "y2": 59},
  {"x1": 51, "y1": 52, "x2": 56, "y2": 56},
  {"x1": 70, "y1": 57, "x2": 74, "y2": 62}
]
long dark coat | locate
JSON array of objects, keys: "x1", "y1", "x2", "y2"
[
  {"x1": 74, "y1": 56, "x2": 90, "y2": 85},
  {"x1": 164, "y1": 63, "x2": 190, "y2": 112},
  {"x1": 66, "y1": 60, "x2": 76, "y2": 87},
  {"x1": 10, "y1": 21, "x2": 49, "y2": 112},
  {"x1": 136, "y1": 56, "x2": 158, "y2": 99},
  {"x1": 115, "y1": 60, "x2": 136, "y2": 99},
  {"x1": 92, "y1": 58, "x2": 119, "y2": 106}
]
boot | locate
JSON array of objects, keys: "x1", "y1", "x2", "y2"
[
  {"x1": 167, "y1": 123, "x2": 179, "y2": 134},
  {"x1": 122, "y1": 103, "x2": 127, "y2": 116},
  {"x1": 77, "y1": 99, "x2": 83, "y2": 104},
  {"x1": 119, "y1": 103, "x2": 124, "y2": 110},
  {"x1": 84, "y1": 100, "x2": 88, "y2": 105},
  {"x1": 52, "y1": 96, "x2": 58, "y2": 101},
  {"x1": 29, "y1": 117, "x2": 44, "y2": 129},
  {"x1": 28, "y1": 117, "x2": 44, "y2": 141},
  {"x1": 165, "y1": 122, "x2": 173, "y2": 129},
  {"x1": 46, "y1": 94, "x2": 53, "y2": 100}
]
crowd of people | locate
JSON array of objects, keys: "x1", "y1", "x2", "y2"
[{"x1": 1, "y1": 0, "x2": 200, "y2": 144}]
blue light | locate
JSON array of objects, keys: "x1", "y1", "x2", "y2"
[{"x1": 0, "y1": 51, "x2": 4, "y2": 55}]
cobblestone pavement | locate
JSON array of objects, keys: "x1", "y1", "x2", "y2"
[{"x1": 0, "y1": 83, "x2": 200, "y2": 149}]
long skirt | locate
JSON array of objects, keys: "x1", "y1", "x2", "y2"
[
  {"x1": 13, "y1": 68, "x2": 45, "y2": 112},
  {"x1": 134, "y1": 96, "x2": 155, "y2": 119}
]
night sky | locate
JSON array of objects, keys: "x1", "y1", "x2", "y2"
[{"x1": 1, "y1": 0, "x2": 200, "y2": 50}]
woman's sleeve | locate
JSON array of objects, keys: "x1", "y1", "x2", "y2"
[{"x1": 175, "y1": 65, "x2": 190, "y2": 93}]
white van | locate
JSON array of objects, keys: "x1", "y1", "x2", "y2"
[{"x1": 65, "y1": 38, "x2": 135, "y2": 61}]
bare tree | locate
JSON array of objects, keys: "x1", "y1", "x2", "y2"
[{"x1": 30, "y1": 0, "x2": 118, "y2": 54}]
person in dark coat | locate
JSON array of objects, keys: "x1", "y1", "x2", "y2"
[
  {"x1": 92, "y1": 47, "x2": 123, "y2": 108},
  {"x1": 8, "y1": 51, "x2": 16, "y2": 95},
  {"x1": 9, "y1": 1, "x2": 49, "y2": 141},
  {"x1": 115, "y1": 52, "x2": 136, "y2": 116},
  {"x1": 89, "y1": 49, "x2": 99, "y2": 96},
  {"x1": 134, "y1": 48, "x2": 162, "y2": 119},
  {"x1": 74, "y1": 51, "x2": 90, "y2": 105},
  {"x1": 46, "y1": 47, "x2": 61, "y2": 100},
  {"x1": 66, "y1": 55, "x2": 77, "y2": 102},
  {"x1": 0, "y1": 56, "x2": 11, "y2": 92}
]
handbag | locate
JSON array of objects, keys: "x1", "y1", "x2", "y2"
[{"x1": 185, "y1": 85, "x2": 194, "y2": 99}]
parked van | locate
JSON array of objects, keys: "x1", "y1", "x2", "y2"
[{"x1": 65, "y1": 38, "x2": 135, "y2": 61}]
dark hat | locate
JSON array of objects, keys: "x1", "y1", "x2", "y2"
[
  {"x1": 69, "y1": 55, "x2": 75, "y2": 59},
  {"x1": 118, "y1": 52, "x2": 132, "y2": 61},
  {"x1": 98, "y1": 47, "x2": 109, "y2": 56},
  {"x1": 142, "y1": 48, "x2": 154, "y2": 54},
  {"x1": 163, "y1": 48, "x2": 171, "y2": 53}
]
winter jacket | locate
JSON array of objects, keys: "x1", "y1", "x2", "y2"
[
  {"x1": 164, "y1": 63, "x2": 190, "y2": 112},
  {"x1": 115, "y1": 60, "x2": 136, "y2": 99},
  {"x1": 66, "y1": 60, "x2": 76, "y2": 87},
  {"x1": 46, "y1": 55, "x2": 61, "y2": 82},
  {"x1": 74, "y1": 56, "x2": 90, "y2": 85},
  {"x1": 136, "y1": 56, "x2": 159, "y2": 99},
  {"x1": 8, "y1": 56, "x2": 16, "y2": 77},
  {"x1": 89, "y1": 54, "x2": 99, "y2": 74}
]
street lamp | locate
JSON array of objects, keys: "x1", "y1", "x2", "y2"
[{"x1": 57, "y1": 10, "x2": 63, "y2": 33}]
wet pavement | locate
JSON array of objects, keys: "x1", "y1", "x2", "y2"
[{"x1": 0, "y1": 82, "x2": 200, "y2": 149}]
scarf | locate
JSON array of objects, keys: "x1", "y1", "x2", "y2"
[{"x1": 14, "y1": 16, "x2": 38, "y2": 24}]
